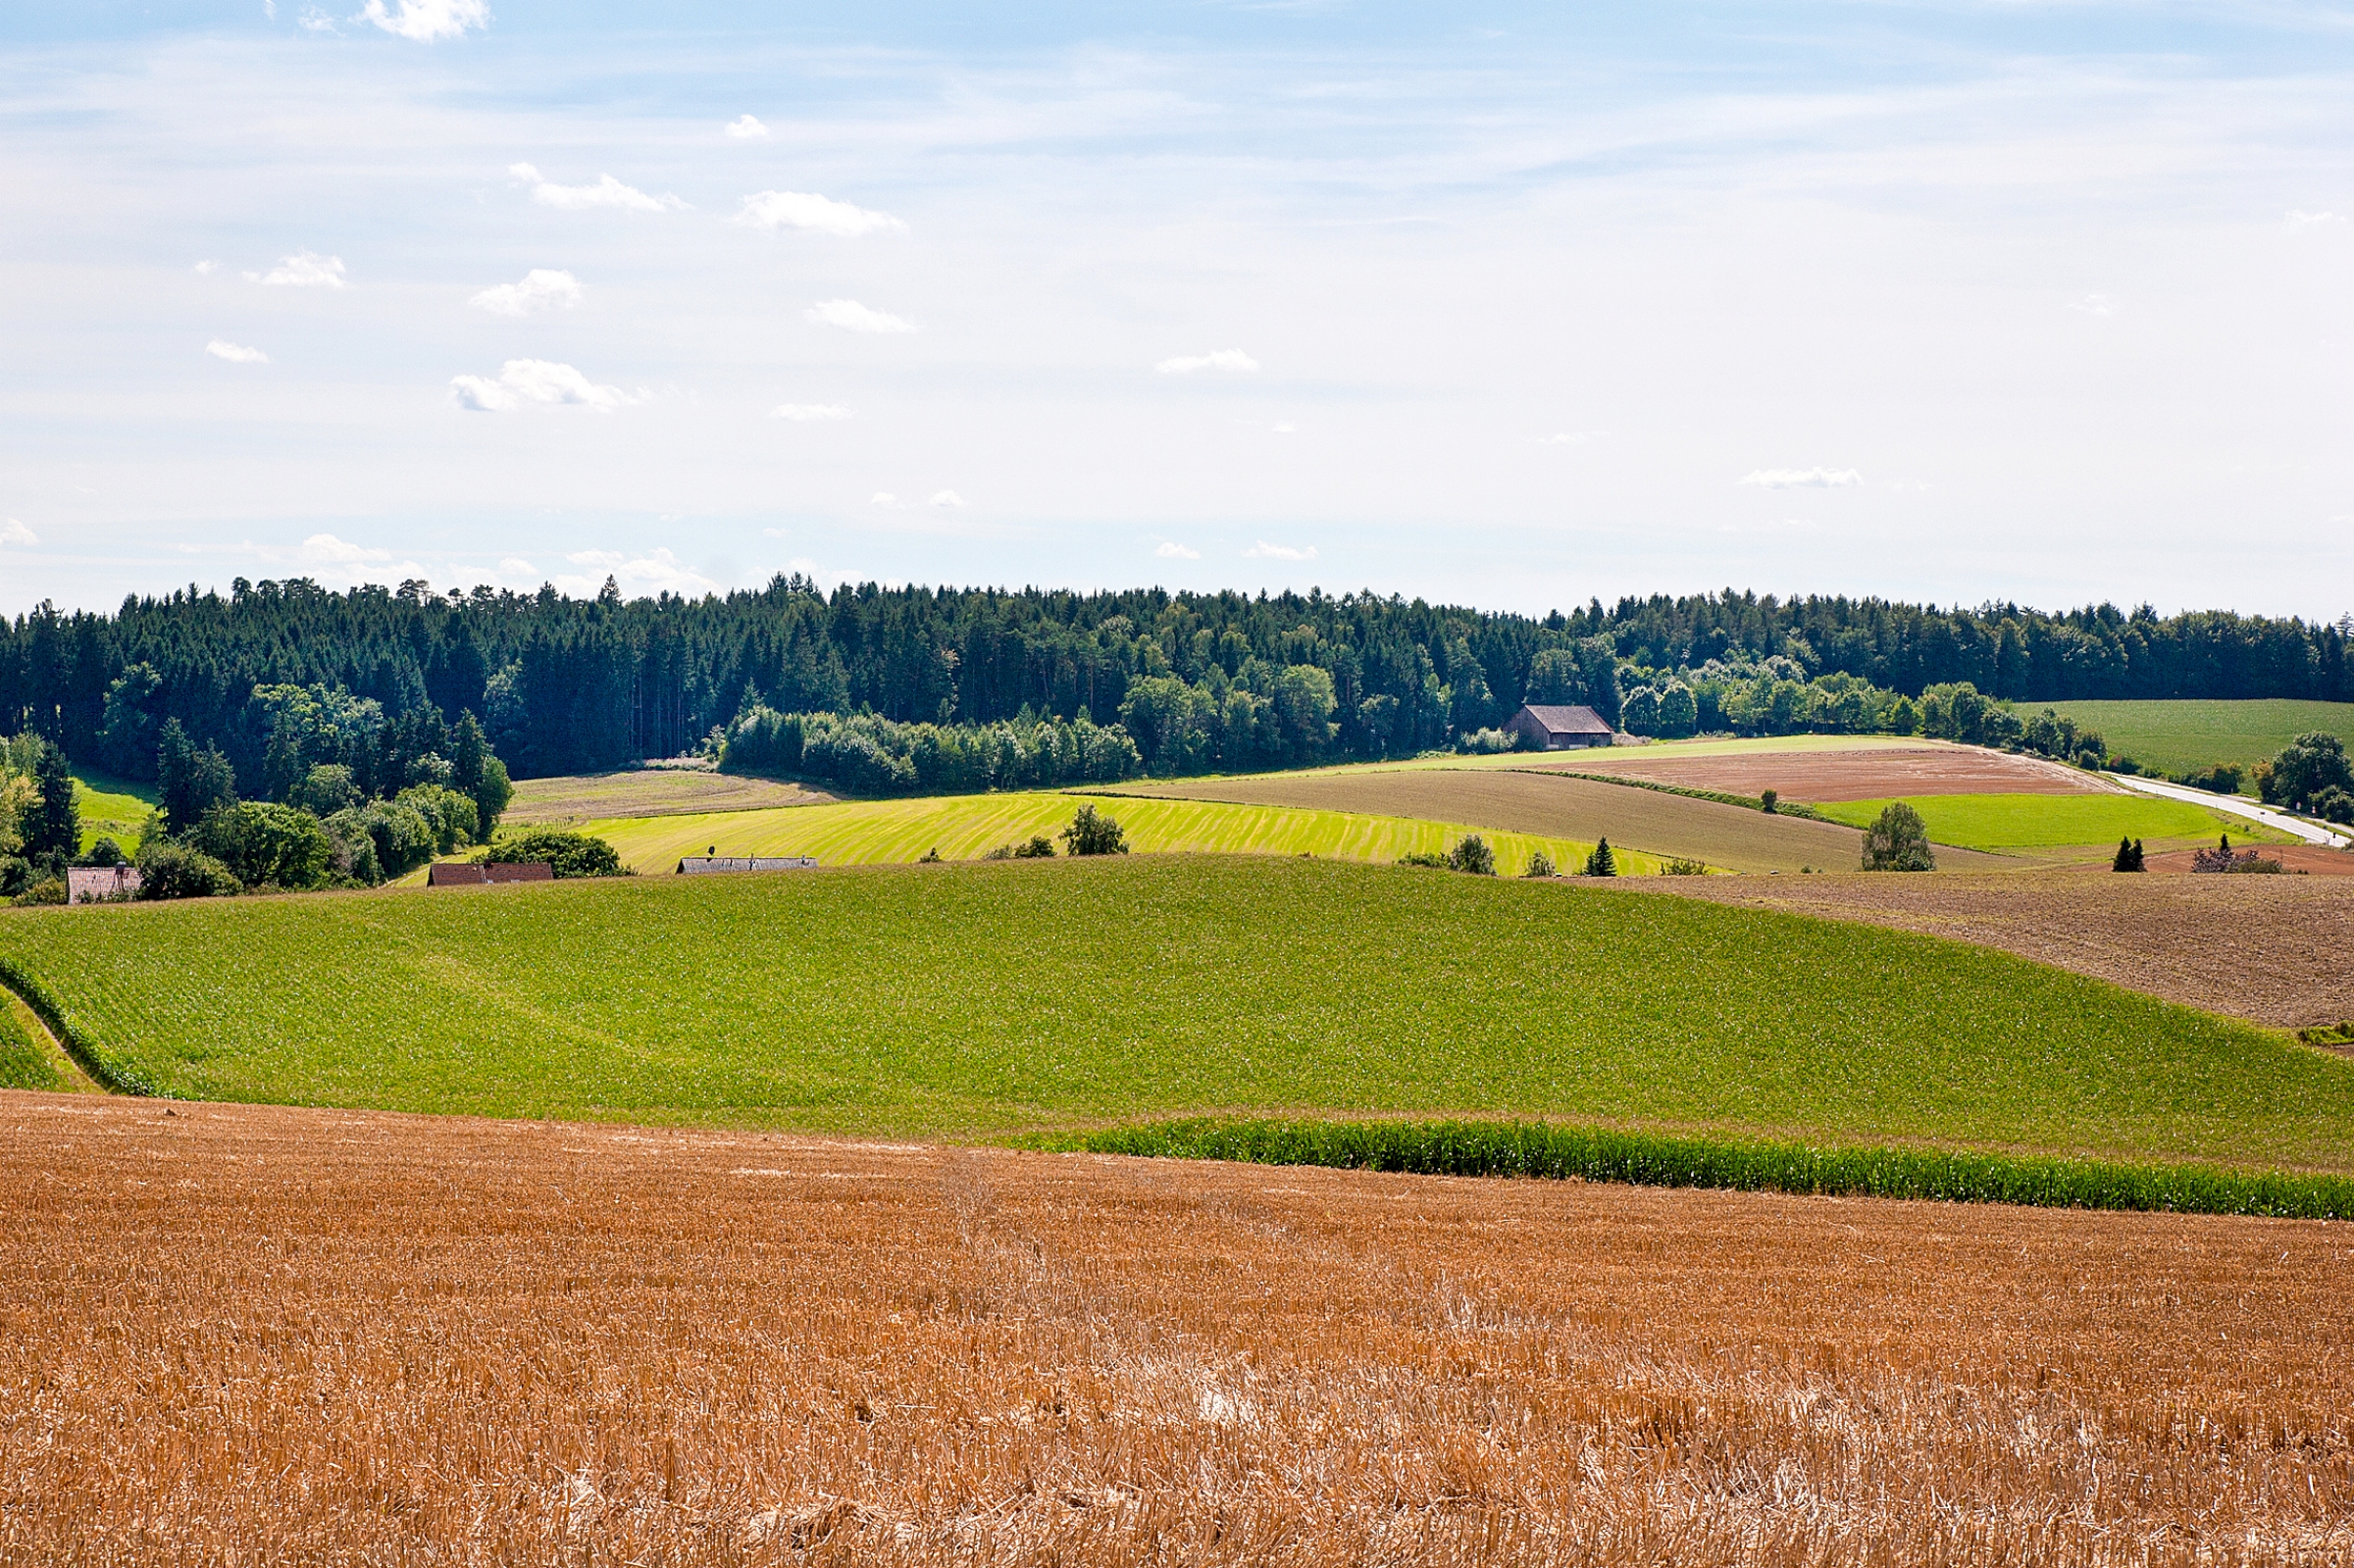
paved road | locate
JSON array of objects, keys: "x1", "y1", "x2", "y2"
[{"x1": 2105, "y1": 772, "x2": 2353, "y2": 849}]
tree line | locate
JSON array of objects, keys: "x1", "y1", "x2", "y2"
[{"x1": 3, "y1": 576, "x2": 2348, "y2": 784}]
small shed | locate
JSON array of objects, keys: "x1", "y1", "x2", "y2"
[
  {"x1": 1504, "y1": 703, "x2": 1616, "y2": 750},
  {"x1": 428, "y1": 861, "x2": 555, "y2": 886},
  {"x1": 675, "y1": 855, "x2": 820, "y2": 875},
  {"x1": 67, "y1": 866, "x2": 143, "y2": 905}
]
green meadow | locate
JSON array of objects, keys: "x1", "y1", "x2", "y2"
[
  {"x1": 1815, "y1": 790, "x2": 2273, "y2": 852},
  {"x1": 0, "y1": 995, "x2": 60, "y2": 1091},
  {"x1": 564, "y1": 790, "x2": 1663, "y2": 877},
  {"x1": 71, "y1": 768, "x2": 157, "y2": 855},
  {"x1": 4, "y1": 856, "x2": 2349, "y2": 1168},
  {"x1": 2042, "y1": 699, "x2": 2354, "y2": 780}
]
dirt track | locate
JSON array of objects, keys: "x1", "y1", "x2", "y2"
[
  {"x1": 1545, "y1": 743, "x2": 2106, "y2": 801},
  {"x1": 1626, "y1": 871, "x2": 2354, "y2": 1029},
  {"x1": 2, "y1": 1093, "x2": 2349, "y2": 1564}
]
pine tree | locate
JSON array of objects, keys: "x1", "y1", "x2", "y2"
[
  {"x1": 26, "y1": 737, "x2": 80, "y2": 861},
  {"x1": 1582, "y1": 837, "x2": 1616, "y2": 877}
]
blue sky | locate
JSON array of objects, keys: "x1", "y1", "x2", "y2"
[{"x1": 3, "y1": 1, "x2": 2350, "y2": 619}]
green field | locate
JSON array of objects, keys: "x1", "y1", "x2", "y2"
[
  {"x1": 0, "y1": 994, "x2": 60, "y2": 1091},
  {"x1": 561, "y1": 790, "x2": 1665, "y2": 877},
  {"x1": 1814, "y1": 790, "x2": 2274, "y2": 852},
  {"x1": 2043, "y1": 699, "x2": 2354, "y2": 780},
  {"x1": 4, "y1": 856, "x2": 2349, "y2": 1168},
  {"x1": 71, "y1": 768, "x2": 157, "y2": 854}
]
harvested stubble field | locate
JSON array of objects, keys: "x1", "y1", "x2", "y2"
[
  {"x1": 1546, "y1": 740, "x2": 2106, "y2": 800},
  {"x1": 506, "y1": 767, "x2": 836, "y2": 825},
  {"x1": 1098, "y1": 770, "x2": 1894, "y2": 874},
  {"x1": 3, "y1": 1094, "x2": 2349, "y2": 1565},
  {"x1": 1624, "y1": 871, "x2": 2354, "y2": 1030},
  {"x1": 7, "y1": 857, "x2": 2351, "y2": 1165}
]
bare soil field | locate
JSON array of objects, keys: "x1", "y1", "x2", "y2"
[
  {"x1": 506, "y1": 767, "x2": 836, "y2": 824},
  {"x1": 1107, "y1": 770, "x2": 2011, "y2": 873},
  {"x1": 2, "y1": 1095, "x2": 2346, "y2": 1565},
  {"x1": 1625, "y1": 871, "x2": 2354, "y2": 1030},
  {"x1": 2142, "y1": 843, "x2": 2354, "y2": 877},
  {"x1": 1544, "y1": 742, "x2": 2107, "y2": 801}
]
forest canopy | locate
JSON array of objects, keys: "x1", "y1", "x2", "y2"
[{"x1": 4, "y1": 575, "x2": 2348, "y2": 783}]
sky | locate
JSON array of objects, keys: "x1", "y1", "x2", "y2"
[{"x1": 2, "y1": 0, "x2": 2350, "y2": 621}]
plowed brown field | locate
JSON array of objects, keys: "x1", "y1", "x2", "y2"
[
  {"x1": 4, "y1": 1094, "x2": 2348, "y2": 1565},
  {"x1": 1624, "y1": 871, "x2": 2354, "y2": 1029},
  {"x1": 1547, "y1": 742, "x2": 2104, "y2": 801},
  {"x1": 507, "y1": 768, "x2": 835, "y2": 825},
  {"x1": 1104, "y1": 771, "x2": 2011, "y2": 874}
]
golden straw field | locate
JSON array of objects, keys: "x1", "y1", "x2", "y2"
[{"x1": 4, "y1": 1093, "x2": 2348, "y2": 1566}]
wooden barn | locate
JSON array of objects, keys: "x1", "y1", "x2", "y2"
[{"x1": 1504, "y1": 703, "x2": 1616, "y2": 750}]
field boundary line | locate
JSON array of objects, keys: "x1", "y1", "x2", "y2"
[
  {"x1": 1511, "y1": 768, "x2": 1843, "y2": 824},
  {"x1": 0, "y1": 956, "x2": 151, "y2": 1096},
  {"x1": 1058, "y1": 1118, "x2": 2354, "y2": 1220},
  {"x1": 3, "y1": 983, "x2": 106, "y2": 1093}
]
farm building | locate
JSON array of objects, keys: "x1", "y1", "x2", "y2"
[
  {"x1": 1505, "y1": 703, "x2": 1616, "y2": 749},
  {"x1": 67, "y1": 866, "x2": 142, "y2": 904},
  {"x1": 427, "y1": 862, "x2": 555, "y2": 886},
  {"x1": 676, "y1": 853, "x2": 821, "y2": 875}
]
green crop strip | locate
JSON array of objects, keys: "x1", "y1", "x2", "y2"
[{"x1": 1064, "y1": 1118, "x2": 2354, "y2": 1220}]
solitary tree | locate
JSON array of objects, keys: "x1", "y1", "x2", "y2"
[
  {"x1": 1447, "y1": 834, "x2": 1496, "y2": 875},
  {"x1": 1760, "y1": 788, "x2": 1779, "y2": 815},
  {"x1": 2112, "y1": 835, "x2": 2145, "y2": 873},
  {"x1": 1861, "y1": 802, "x2": 1935, "y2": 872},
  {"x1": 1061, "y1": 804, "x2": 1128, "y2": 856},
  {"x1": 1523, "y1": 849, "x2": 1556, "y2": 878},
  {"x1": 1582, "y1": 837, "x2": 1617, "y2": 877}
]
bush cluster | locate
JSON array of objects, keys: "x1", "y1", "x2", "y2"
[{"x1": 722, "y1": 706, "x2": 1143, "y2": 794}]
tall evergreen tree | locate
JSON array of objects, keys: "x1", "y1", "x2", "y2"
[{"x1": 25, "y1": 737, "x2": 80, "y2": 860}]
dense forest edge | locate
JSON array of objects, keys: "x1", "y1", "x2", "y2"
[{"x1": 7, "y1": 577, "x2": 2351, "y2": 791}]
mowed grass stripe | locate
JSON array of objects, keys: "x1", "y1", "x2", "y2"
[
  {"x1": 3, "y1": 856, "x2": 2350, "y2": 1169},
  {"x1": 1813, "y1": 790, "x2": 2271, "y2": 851},
  {"x1": 574, "y1": 791, "x2": 1663, "y2": 876}
]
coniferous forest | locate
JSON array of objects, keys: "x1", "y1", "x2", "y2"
[{"x1": 2, "y1": 573, "x2": 2349, "y2": 787}]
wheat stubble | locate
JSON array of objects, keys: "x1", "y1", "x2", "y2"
[{"x1": 4, "y1": 1093, "x2": 2348, "y2": 1565}]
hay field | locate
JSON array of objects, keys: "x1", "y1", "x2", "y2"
[
  {"x1": 1623, "y1": 871, "x2": 2354, "y2": 1030},
  {"x1": 1100, "y1": 770, "x2": 1878, "y2": 874},
  {"x1": 505, "y1": 766, "x2": 836, "y2": 824},
  {"x1": 2044, "y1": 698, "x2": 2354, "y2": 778},
  {"x1": 1553, "y1": 741, "x2": 2102, "y2": 800},
  {"x1": 69, "y1": 766, "x2": 156, "y2": 853},
  {"x1": 6, "y1": 856, "x2": 2350, "y2": 1165},
  {"x1": 1813, "y1": 790, "x2": 2281, "y2": 854},
  {"x1": 3, "y1": 1094, "x2": 2347, "y2": 1566},
  {"x1": 571, "y1": 790, "x2": 1659, "y2": 876}
]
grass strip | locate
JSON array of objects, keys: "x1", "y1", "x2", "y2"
[
  {"x1": 1541, "y1": 771, "x2": 1833, "y2": 823},
  {"x1": 0, "y1": 956, "x2": 156, "y2": 1097},
  {"x1": 1064, "y1": 1118, "x2": 2354, "y2": 1220}
]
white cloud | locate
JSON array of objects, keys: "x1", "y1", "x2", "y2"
[
  {"x1": 553, "y1": 546, "x2": 718, "y2": 598},
  {"x1": 1537, "y1": 430, "x2": 1606, "y2": 445},
  {"x1": 870, "y1": 492, "x2": 900, "y2": 507},
  {"x1": 1155, "y1": 349, "x2": 1259, "y2": 375},
  {"x1": 358, "y1": 0, "x2": 488, "y2": 41},
  {"x1": 1155, "y1": 541, "x2": 1201, "y2": 559},
  {"x1": 1244, "y1": 539, "x2": 1316, "y2": 560},
  {"x1": 2284, "y1": 210, "x2": 2345, "y2": 233},
  {"x1": 508, "y1": 164, "x2": 684, "y2": 213},
  {"x1": 193, "y1": 260, "x2": 217, "y2": 276},
  {"x1": 206, "y1": 339, "x2": 270, "y2": 364},
  {"x1": 929, "y1": 490, "x2": 966, "y2": 508},
  {"x1": 249, "y1": 250, "x2": 346, "y2": 288},
  {"x1": 736, "y1": 190, "x2": 905, "y2": 237},
  {"x1": 806, "y1": 299, "x2": 915, "y2": 333},
  {"x1": 771, "y1": 403, "x2": 852, "y2": 421},
  {"x1": 450, "y1": 359, "x2": 642, "y2": 413},
  {"x1": 1740, "y1": 467, "x2": 1863, "y2": 489},
  {"x1": 299, "y1": 532, "x2": 393, "y2": 565},
  {"x1": 469, "y1": 269, "x2": 582, "y2": 316},
  {"x1": 498, "y1": 557, "x2": 536, "y2": 576},
  {"x1": 1271, "y1": 422, "x2": 1297, "y2": 434},
  {"x1": 0, "y1": 520, "x2": 36, "y2": 547},
  {"x1": 2070, "y1": 292, "x2": 2117, "y2": 317},
  {"x1": 726, "y1": 115, "x2": 770, "y2": 140},
  {"x1": 296, "y1": 6, "x2": 337, "y2": 31}
]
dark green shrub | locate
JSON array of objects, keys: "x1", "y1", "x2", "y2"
[
  {"x1": 76, "y1": 836, "x2": 129, "y2": 869},
  {"x1": 135, "y1": 841, "x2": 242, "y2": 900},
  {"x1": 2112, "y1": 836, "x2": 2145, "y2": 873},
  {"x1": 1011, "y1": 835, "x2": 1056, "y2": 859},
  {"x1": 1862, "y1": 802, "x2": 1935, "y2": 871},
  {"x1": 1061, "y1": 804, "x2": 1129, "y2": 856},
  {"x1": 1523, "y1": 850, "x2": 1556, "y2": 878},
  {"x1": 1760, "y1": 788, "x2": 1778, "y2": 815},
  {"x1": 1394, "y1": 850, "x2": 1449, "y2": 869},
  {"x1": 1447, "y1": 835, "x2": 1496, "y2": 875},
  {"x1": 480, "y1": 829, "x2": 626, "y2": 878},
  {"x1": 190, "y1": 801, "x2": 334, "y2": 889}
]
